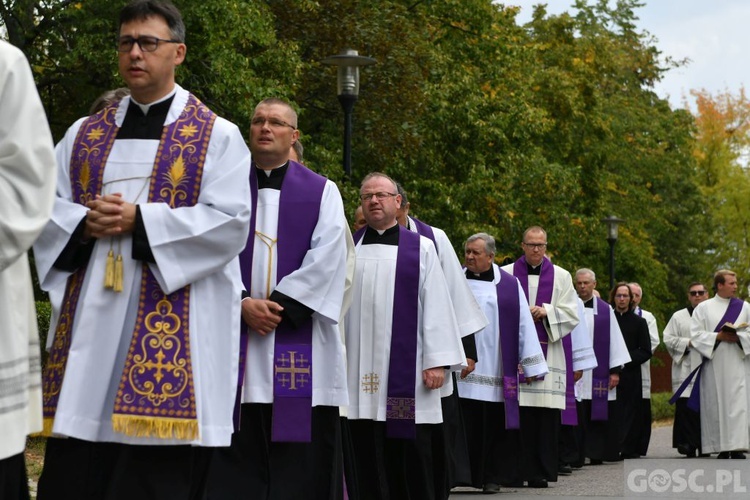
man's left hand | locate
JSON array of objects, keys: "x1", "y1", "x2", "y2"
[
  {"x1": 460, "y1": 359, "x2": 476, "y2": 379},
  {"x1": 530, "y1": 305, "x2": 547, "y2": 321}
]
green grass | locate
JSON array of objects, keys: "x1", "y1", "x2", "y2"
[
  {"x1": 25, "y1": 436, "x2": 46, "y2": 498},
  {"x1": 652, "y1": 391, "x2": 676, "y2": 422}
]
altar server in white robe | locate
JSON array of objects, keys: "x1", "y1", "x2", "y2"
[
  {"x1": 0, "y1": 40, "x2": 56, "y2": 500},
  {"x1": 664, "y1": 281, "x2": 709, "y2": 457},
  {"x1": 32, "y1": 2, "x2": 251, "y2": 498},
  {"x1": 500, "y1": 226, "x2": 579, "y2": 488},
  {"x1": 574, "y1": 269, "x2": 630, "y2": 465},
  {"x1": 347, "y1": 172, "x2": 466, "y2": 500},
  {"x1": 629, "y1": 282, "x2": 660, "y2": 456},
  {"x1": 691, "y1": 270, "x2": 750, "y2": 458},
  {"x1": 395, "y1": 183, "x2": 488, "y2": 496},
  {"x1": 204, "y1": 98, "x2": 350, "y2": 500},
  {"x1": 457, "y1": 233, "x2": 548, "y2": 494}
]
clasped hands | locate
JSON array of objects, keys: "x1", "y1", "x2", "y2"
[{"x1": 84, "y1": 193, "x2": 137, "y2": 239}]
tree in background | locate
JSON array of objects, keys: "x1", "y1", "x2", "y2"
[{"x1": 2, "y1": 0, "x2": 716, "y2": 323}]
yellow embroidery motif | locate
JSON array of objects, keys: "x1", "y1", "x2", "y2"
[
  {"x1": 160, "y1": 155, "x2": 189, "y2": 207},
  {"x1": 125, "y1": 297, "x2": 190, "y2": 407},
  {"x1": 86, "y1": 126, "x2": 105, "y2": 142},
  {"x1": 178, "y1": 123, "x2": 199, "y2": 139}
]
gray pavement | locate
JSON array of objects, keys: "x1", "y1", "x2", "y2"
[{"x1": 450, "y1": 422, "x2": 681, "y2": 499}]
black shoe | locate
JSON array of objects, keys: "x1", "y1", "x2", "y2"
[
  {"x1": 499, "y1": 480, "x2": 524, "y2": 488},
  {"x1": 570, "y1": 463, "x2": 584, "y2": 469},
  {"x1": 527, "y1": 479, "x2": 548, "y2": 488},
  {"x1": 589, "y1": 459, "x2": 603, "y2": 465},
  {"x1": 731, "y1": 452, "x2": 746, "y2": 459},
  {"x1": 678, "y1": 444, "x2": 696, "y2": 457},
  {"x1": 718, "y1": 452, "x2": 730, "y2": 459},
  {"x1": 483, "y1": 483, "x2": 501, "y2": 494},
  {"x1": 558, "y1": 464, "x2": 573, "y2": 475},
  {"x1": 698, "y1": 453, "x2": 711, "y2": 458}
]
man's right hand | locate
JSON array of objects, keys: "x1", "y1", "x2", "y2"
[
  {"x1": 241, "y1": 297, "x2": 283, "y2": 335},
  {"x1": 718, "y1": 330, "x2": 740, "y2": 343}
]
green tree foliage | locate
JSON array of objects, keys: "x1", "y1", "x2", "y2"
[
  {"x1": 2, "y1": 0, "x2": 713, "y2": 321},
  {"x1": 691, "y1": 88, "x2": 750, "y2": 296}
]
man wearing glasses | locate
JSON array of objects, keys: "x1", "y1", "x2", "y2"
[
  {"x1": 500, "y1": 226, "x2": 579, "y2": 488},
  {"x1": 345, "y1": 172, "x2": 466, "y2": 499},
  {"x1": 690, "y1": 270, "x2": 750, "y2": 459},
  {"x1": 33, "y1": 1, "x2": 251, "y2": 498},
  {"x1": 663, "y1": 282, "x2": 710, "y2": 457},
  {"x1": 205, "y1": 97, "x2": 351, "y2": 499}
]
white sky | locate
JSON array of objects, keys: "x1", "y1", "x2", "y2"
[{"x1": 505, "y1": 0, "x2": 750, "y2": 110}]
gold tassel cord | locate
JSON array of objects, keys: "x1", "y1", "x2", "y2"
[
  {"x1": 34, "y1": 418, "x2": 55, "y2": 438},
  {"x1": 114, "y1": 254, "x2": 124, "y2": 292},
  {"x1": 104, "y1": 249, "x2": 115, "y2": 288}
]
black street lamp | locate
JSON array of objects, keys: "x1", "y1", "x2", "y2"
[
  {"x1": 601, "y1": 215, "x2": 625, "y2": 290},
  {"x1": 321, "y1": 49, "x2": 376, "y2": 180}
]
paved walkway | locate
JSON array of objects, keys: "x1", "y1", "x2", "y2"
[{"x1": 450, "y1": 422, "x2": 680, "y2": 498}]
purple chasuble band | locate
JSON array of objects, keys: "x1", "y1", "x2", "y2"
[
  {"x1": 45, "y1": 95, "x2": 216, "y2": 441},
  {"x1": 496, "y1": 269, "x2": 521, "y2": 429},
  {"x1": 240, "y1": 161, "x2": 326, "y2": 442},
  {"x1": 513, "y1": 256, "x2": 554, "y2": 383},
  {"x1": 670, "y1": 297, "x2": 744, "y2": 411},
  {"x1": 353, "y1": 226, "x2": 421, "y2": 439},
  {"x1": 591, "y1": 298, "x2": 611, "y2": 421},
  {"x1": 561, "y1": 334, "x2": 577, "y2": 425}
]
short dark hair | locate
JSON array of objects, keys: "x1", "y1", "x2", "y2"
[
  {"x1": 687, "y1": 281, "x2": 706, "y2": 292},
  {"x1": 714, "y1": 269, "x2": 736, "y2": 290},
  {"x1": 120, "y1": 1, "x2": 185, "y2": 42}
]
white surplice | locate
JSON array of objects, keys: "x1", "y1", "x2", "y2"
[
  {"x1": 663, "y1": 308, "x2": 701, "y2": 395},
  {"x1": 691, "y1": 296, "x2": 750, "y2": 453},
  {"x1": 576, "y1": 299, "x2": 631, "y2": 401},
  {"x1": 457, "y1": 264, "x2": 548, "y2": 402},
  {"x1": 346, "y1": 231, "x2": 466, "y2": 424},
  {"x1": 33, "y1": 86, "x2": 251, "y2": 446},
  {"x1": 637, "y1": 307, "x2": 659, "y2": 397},
  {"x1": 0, "y1": 41, "x2": 56, "y2": 460},
  {"x1": 242, "y1": 172, "x2": 349, "y2": 408},
  {"x1": 501, "y1": 262, "x2": 579, "y2": 409}
]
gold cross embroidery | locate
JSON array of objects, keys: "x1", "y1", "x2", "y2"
[
  {"x1": 361, "y1": 373, "x2": 380, "y2": 394},
  {"x1": 593, "y1": 380, "x2": 608, "y2": 397},
  {"x1": 275, "y1": 351, "x2": 311, "y2": 390}
]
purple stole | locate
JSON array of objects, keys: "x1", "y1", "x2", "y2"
[
  {"x1": 239, "y1": 161, "x2": 326, "y2": 442},
  {"x1": 43, "y1": 94, "x2": 216, "y2": 440},
  {"x1": 496, "y1": 269, "x2": 521, "y2": 429},
  {"x1": 354, "y1": 225, "x2": 421, "y2": 439},
  {"x1": 411, "y1": 217, "x2": 437, "y2": 254},
  {"x1": 670, "y1": 298, "x2": 744, "y2": 411},
  {"x1": 513, "y1": 256, "x2": 554, "y2": 359},
  {"x1": 561, "y1": 334, "x2": 577, "y2": 425},
  {"x1": 591, "y1": 298, "x2": 612, "y2": 421}
]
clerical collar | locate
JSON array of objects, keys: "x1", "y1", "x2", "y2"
[
  {"x1": 254, "y1": 162, "x2": 289, "y2": 190},
  {"x1": 466, "y1": 267, "x2": 494, "y2": 282},
  {"x1": 130, "y1": 88, "x2": 177, "y2": 115},
  {"x1": 526, "y1": 263, "x2": 542, "y2": 275},
  {"x1": 362, "y1": 224, "x2": 399, "y2": 245},
  {"x1": 117, "y1": 94, "x2": 175, "y2": 140},
  {"x1": 583, "y1": 298, "x2": 594, "y2": 308}
]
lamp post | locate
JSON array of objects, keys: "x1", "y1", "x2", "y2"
[
  {"x1": 321, "y1": 49, "x2": 376, "y2": 180},
  {"x1": 601, "y1": 215, "x2": 625, "y2": 290}
]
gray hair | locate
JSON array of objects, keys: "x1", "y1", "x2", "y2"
[
  {"x1": 466, "y1": 233, "x2": 496, "y2": 257},
  {"x1": 575, "y1": 268, "x2": 596, "y2": 281}
]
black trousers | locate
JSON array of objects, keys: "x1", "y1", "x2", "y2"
[
  {"x1": 673, "y1": 398, "x2": 702, "y2": 452},
  {"x1": 204, "y1": 403, "x2": 343, "y2": 500},
  {"x1": 579, "y1": 399, "x2": 622, "y2": 462},
  {"x1": 460, "y1": 398, "x2": 521, "y2": 487},
  {"x1": 638, "y1": 397, "x2": 652, "y2": 456},
  {"x1": 37, "y1": 437, "x2": 212, "y2": 500},
  {"x1": 348, "y1": 420, "x2": 438, "y2": 500},
  {"x1": 438, "y1": 375, "x2": 471, "y2": 496},
  {"x1": 0, "y1": 452, "x2": 30, "y2": 500},
  {"x1": 519, "y1": 406, "x2": 559, "y2": 482}
]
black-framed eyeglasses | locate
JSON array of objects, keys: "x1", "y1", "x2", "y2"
[
  {"x1": 250, "y1": 117, "x2": 297, "y2": 130},
  {"x1": 689, "y1": 290, "x2": 706, "y2": 296},
  {"x1": 360, "y1": 192, "x2": 397, "y2": 202},
  {"x1": 117, "y1": 36, "x2": 181, "y2": 53},
  {"x1": 522, "y1": 242, "x2": 547, "y2": 250}
]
